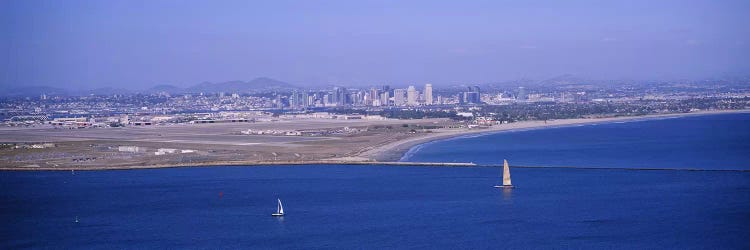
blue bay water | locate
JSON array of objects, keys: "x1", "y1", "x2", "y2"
[
  {"x1": 402, "y1": 113, "x2": 750, "y2": 170},
  {"x1": 2, "y1": 166, "x2": 749, "y2": 249},
  {"x1": 1, "y1": 113, "x2": 749, "y2": 249}
]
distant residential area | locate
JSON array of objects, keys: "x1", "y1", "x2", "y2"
[{"x1": 2, "y1": 77, "x2": 749, "y2": 129}]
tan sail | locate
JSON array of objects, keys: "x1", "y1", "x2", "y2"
[{"x1": 502, "y1": 159, "x2": 512, "y2": 186}]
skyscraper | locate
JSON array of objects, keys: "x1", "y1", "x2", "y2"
[
  {"x1": 424, "y1": 84, "x2": 433, "y2": 105},
  {"x1": 380, "y1": 91, "x2": 390, "y2": 106},
  {"x1": 323, "y1": 93, "x2": 333, "y2": 106},
  {"x1": 463, "y1": 85, "x2": 481, "y2": 104},
  {"x1": 275, "y1": 95, "x2": 283, "y2": 109},
  {"x1": 331, "y1": 87, "x2": 349, "y2": 106},
  {"x1": 369, "y1": 88, "x2": 379, "y2": 106},
  {"x1": 331, "y1": 87, "x2": 340, "y2": 106},
  {"x1": 340, "y1": 87, "x2": 349, "y2": 105},
  {"x1": 394, "y1": 89, "x2": 407, "y2": 106},
  {"x1": 290, "y1": 91, "x2": 309, "y2": 109},
  {"x1": 307, "y1": 94, "x2": 315, "y2": 106},
  {"x1": 407, "y1": 85, "x2": 418, "y2": 106},
  {"x1": 289, "y1": 90, "x2": 300, "y2": 109}
]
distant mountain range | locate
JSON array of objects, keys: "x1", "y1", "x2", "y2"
[
  {"x1": 0, "y1": 77, "x2": 299, "y2": 97},
  {"x1": 538, "y1": 74, "x2": 591, "y2": 86},
  {"x1": 145, "y1": 77, "x2": 298, "y2": 94},
  {"x1": 179, "y1": 77, "x2": 297, "y2": 94},
  {"x1": 476, "y1": 74, "x2": 592, "y2": 89},
  {"x1": 2, "y1": 74, "x2": 743, "y2": 97}
]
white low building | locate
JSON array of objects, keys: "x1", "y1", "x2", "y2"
[
  {"x1": 118, "y1": 146, "x2": 144, "y2": 153},
  {"x1": 157, "y1": 148, "x2": 178, "y2": 154}
]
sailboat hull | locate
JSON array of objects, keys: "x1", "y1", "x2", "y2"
[
  {"x1": 272, "y1": 213, "x2": 284, "y2": 216},
  {"x1": 493, "y1": 185, "x2": 514, "y2": 189}
]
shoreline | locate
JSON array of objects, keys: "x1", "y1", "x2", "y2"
[
  {"x1": 361, "y1": 109, "x2": 750, "y2": 162},
  {"x1": 2, "y1": 161, "x2": 477, "y2": 171},
  {"x1": 2, "y1": 109, "x2": 748, "y2": 171},
  {"x1": 7, "y1": 161, "x2": 748, "y2": 172}
]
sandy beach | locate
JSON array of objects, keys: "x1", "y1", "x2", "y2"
[{"x1": 357, "y1": 109, "x2": 750, "y2": 162}]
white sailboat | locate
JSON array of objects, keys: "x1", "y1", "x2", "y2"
[
  {"x1": 272, "y1": 198, "x2": 284, "y2": 216},
  {"x1": 494, "y1": 159, "x2": 514, "y2": 188}
]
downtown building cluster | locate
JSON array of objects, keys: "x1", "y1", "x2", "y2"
[
  {"x1": 285, "y1": 84, "x2": 484, "y2": 109},
  {"x1": 3, "y1": 79, "x2": 750, "y2": 128}
]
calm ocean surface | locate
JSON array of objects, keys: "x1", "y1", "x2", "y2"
[
  {"x1": 403, "y1": 113, "x2": 750, "y2": 170},
  {"x1": 1, "y1": 113, "x2": 749, "y2": 249}
]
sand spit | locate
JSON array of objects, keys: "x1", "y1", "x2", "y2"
[{"x1": 1, "y1": 109, "x2": 747, "y2": 170}]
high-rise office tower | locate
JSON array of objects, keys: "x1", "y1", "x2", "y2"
[
  {"x1": 369, "y1": 88, "x2": 379, "y2": 106},
  {"x1": 354, "y1": 90, "x2": 364, "y2": 105},
  {"x1": 331, "y1": 88, "x2": 340, "y2": 106},
  {"x1": 407, "y1": 85, "x2": 418, "y2": 106},
  {"x1": 364, "y1": 92, "x2": 372, "y2": 105},
  {"x1": 380, "y1": 91, "x2": 390, "y2": 106},
  {"x1": 290, "y1": 91, "x2": 307, "y2": 109},
  {"x1": 289, "y1": 90, "x2": 299, "y2": 109},
  {"x1": 275, "y1": 95, "x2": 283, "y2": 109},
  {"x1": 338, "y1": 87, "x2": 348, "y2": 106},
  {"x1": 463, "y1": 85, "x2": 481, "y2": 104},
  {"x1": 307, "y1": 94, "x2": 315, "y2": 106},
  {"x1": 394, "y1": 89, "x2": 407, "y2": 106},
  {"x1": 424, "y1": 84, "x2": 433, "y2": 105}
]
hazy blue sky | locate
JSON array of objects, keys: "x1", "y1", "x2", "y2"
[{"x1": 1, "y1": 0, "x2": 748, "y2": 89}]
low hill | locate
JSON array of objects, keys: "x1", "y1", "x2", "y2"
[{"x1": 185, "y1": 77, "x2": 297, "y2": 93}]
